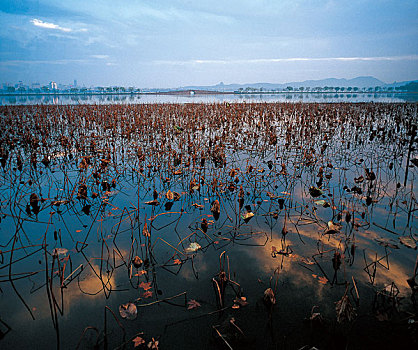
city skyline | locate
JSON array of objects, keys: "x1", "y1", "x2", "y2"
[{"x1": 1, "y1": 1, "x2": 418, "y2": 88}]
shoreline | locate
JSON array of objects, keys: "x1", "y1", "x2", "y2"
[{"x1": 1, "y1": 90, "x2": 417, "y2": 97}]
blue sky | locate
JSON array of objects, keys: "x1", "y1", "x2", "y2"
[{"x1": 0, "y1": 0, "x2": 417, "y2": 87}]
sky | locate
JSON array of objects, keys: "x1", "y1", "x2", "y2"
[{"x1": 0, "y1": 0, "x2": 417, "y2": 88}]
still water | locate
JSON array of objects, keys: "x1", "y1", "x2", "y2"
[
  {"x1": 1, "y1": 92, "x2": 417, "y2": 105},
  {"x1": 0, "y1": 102, "x2": 417, "y2": 349}
]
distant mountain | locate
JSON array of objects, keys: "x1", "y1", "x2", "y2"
[
  {"x1": 383, "y1": 80, "x2": 418, "y2": 88},
  {"x1": 169, "y1": 76, "x2": 387, "y2": 92}
]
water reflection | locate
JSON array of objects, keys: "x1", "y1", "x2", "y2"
[
  {"x1": 0, "y1": 102, "x2": 416, "y2": 349},
  {"x1": 1, "y1": 92, "x2": 417, "y2": 105}
]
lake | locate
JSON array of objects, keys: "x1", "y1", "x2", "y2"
[
  {"x1": 0, "y1": 102, "x2": 417, "y2": 349},
  {"x1": 1, "y1": 92, "x2": 418, "y2": 105}
]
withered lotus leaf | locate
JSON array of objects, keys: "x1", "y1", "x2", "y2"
[
  {"x1": 263, "y1": 288, "x2": 276, "y2": 306},
  {"x1": 133, "y1": 256, "x2": 143, "y2": 268},
  {"x1": 119, "y1": 302, "x2": 137, "y2": 320}
]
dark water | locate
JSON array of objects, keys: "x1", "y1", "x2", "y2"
[
  {"x1": 0, "y1": 102, "x2": 417, "y2": 349},
  {"x1": 1, "y1": 92, "x2": 418, "y2": 105}
]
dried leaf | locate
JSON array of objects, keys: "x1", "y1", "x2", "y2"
[
  {"x1": 142, "y1": 290, "x2": 153, "y2": 298},
  {"x1": 187, "y1": 299, "x2": 201, "y2": 310},
  {"x1": 399, "y1": 236, "x2": 416, "y2": 249},
  {"x1": 133, "y1": 256, "x2": 143, "y2": 268},
  {"x1": 242, "y1": 212, "x2": 254, "y2": 222},
  {"x1": 233, "y1": 296, "x2": 248, "y2": 307},
  {"x1": 147, "y1": 338, "x2": 159, "y2": 349},
  {"x1": 325, "y1": 221, "x2": 341, "y2": 234},
  {"x1": 134, "y1": 270, "x2": 147, "y2": 277},
  {"x1": 210, "y1": 199, "x2": 220, "y2": 215},
  {"x1": 309, "y1": 186, "x2": 323, "y2": 198},
  {"x1": 375, "y1": 238, "x2": 399, "y2": 249},
  {"x1": 142, "y1": 222, "x2": 150, "y2": 237},
  {"x1": 119, "y1": 302, "x2": 137, "y2": 320},
  {"x1": 318, "y1": 276, "x2": 328, "y2": 285},
  {"x1": 139, "y1": 281, "x2": 152, "y2": 291},
  {"x1": 52, "y1": 247, "x2": 68, "y2": 256},
  {"x1": 133, "y1": 336, "x2": 145, "y2": 347},
  {"x1": 335, "y1": 295, "x2": 356, "y2": 323},
  {"x1": 263, "y1": 288, "x2": 276, "y2": 306},
  {"x1": 166, "y1": 190, "x2": 174, "y2": 200},
  {"x1": 314, "y1": 199, "x2": 330, "y2": 208},
  {"x1": 185, "y1": 242, "x2": 201, "y2": 253}
]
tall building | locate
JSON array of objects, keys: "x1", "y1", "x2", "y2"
[
  {"x1": 50, "y1": 81, "x2": 58, "y2": 90},
  {"x1": 74, "y1": 79, "x2": 77, "y2": 87}
]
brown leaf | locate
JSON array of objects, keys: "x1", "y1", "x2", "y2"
[
  {"x1": 233, "y1": 296, "x2": 248, "y2": 307},
  {"x1": 263, "y1": 288, "x2": 276, "y2": 305},
  {"x1": 139, "y1": 281, "x2": 152, "y2": 291},
  {"x1": 187, "y1": 299, "x2": 201, "y2": 310},
  {"x1": 166, "y1": 190, "x2": 174, "y2": 200},
  {"x1": 318, "y1": 276, "x2": 328, "y2": 285},
  {"x1": 210, "y1": 199, "x2": 220, "y2": 214},
  {"x1": 133, "y1": 256, "x2": 143, "y2": 268},
  {"x1": 134, "y1": 270, "x2": 147, "y2": 276},
  {"x1": 133, "y1": 336, "x2": 145, "y2": 347},
  {"x1": 119, "y1": 302, "x2": 137, "y2": 320},
  {"x1": 142, "y1": 222, "x2": 150, "y2": 237},
  {"x1": 144, "y1": 200, "x2": 159, "y2": 206},
  {"x1": 142, "y1": 290, "x2": 153, "y2": 298}
]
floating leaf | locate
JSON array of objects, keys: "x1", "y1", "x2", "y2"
[
  {"x1": 133, "y1": 336, "x2": 145, "y2": 347},
  {"x1": 335, "y1": 295, "x2": 356, "y2": 323},
  {"x1": 119, "y1": 302, "x2": 137, "y2": 320},
  {"x1": 318, "y1": 276, "x2": 328, "y2": 285},
  {"x1": 242, "y1": 211, "x2": 254, "y2": 222},
  {"x1": 52, "y1": 247, "x2": 68, "y2": 256},
  {"x1": 375, "y1": 238, "x2": 399, "y2": 249},
  {"x1": 133, "y1": 256, "x2": 143, "y2": 268},
  {"x1": 187, "y1": 299, "x2": 201, "y2": 310},
  {"x1": 233, "y1": 296, "x2": 248, "y2": 307},
  {"x1": 354, "y1": 176, "x2": 364, "y2": 183},
  {"x1": 263, "y1": 288, "x2": 276, "y2": 306},
  {"x1": 147, "y1": 338, "x2": 159, "y2": 349},
  {"x1": 309, "y1": 186, "x2": 323, "y2": 198},
  {"x1": 139, "y1": 281, "x2": 152, "y2": 291},
  {"x1": 210, "y1": 200, "x2": 220, "y2": 219},
  {"x1": 325, "y1": 221, "x2": 341, "y2": 234},
  {"x1": 166, "y1": 190, "x2": 174, "y2": 200},
  {"x1": 185, "y1": 242, "x2": 201, "y2": 253},
  {"x1": 134, "y1": 270, "x2": 147, "y2": 277},
  {"x1": 192, "y1": 203, "x2": 204, "y2": 208},
  {"x1": 142, "y1": 290, "x2": 153, "y2": 298},
  {"x1": 399, "y1": 236, "x2": 416, "y2": 249},
  {"x1": 142, "y1": 222, "x2": 150, "y2": 237},
  {"x1": 201, "y1": 218, "x2": 208, "y2": 232},
  {"x1": 314, "y1": 199, "x2": 330, "y2": 208}
]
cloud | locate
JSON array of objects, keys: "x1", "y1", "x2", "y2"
[
  {"x1": 153, "y1": 55, "x2": 418, "y2": 66},
  {"x1": 30, "y1": 18, "x2": 72, "y2": 32},
  {"x1": 90, "y1": 55, "x2": 109, "y2": 59},
  {"x1": 0, "y1": 59, "x2": 89, "y2": 66}
]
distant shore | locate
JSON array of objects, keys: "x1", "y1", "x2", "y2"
[{"x1": 1, "y1": 90, "x2": 416, "y2": 97}]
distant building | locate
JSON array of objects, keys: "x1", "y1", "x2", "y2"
[
  {"x1": 74, "y1": 79, "x2": 77, "y2": 87},
  {"x1": 50, "y1": 81, "x2": 58, "y2": 90}
]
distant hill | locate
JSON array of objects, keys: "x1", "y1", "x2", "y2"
[
  {"x1": 169, "y1": 76, "x2": 387, "y2": 92},
  {"x1": 383, "y1": 80, "x2": 418, "y2": 88}
]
